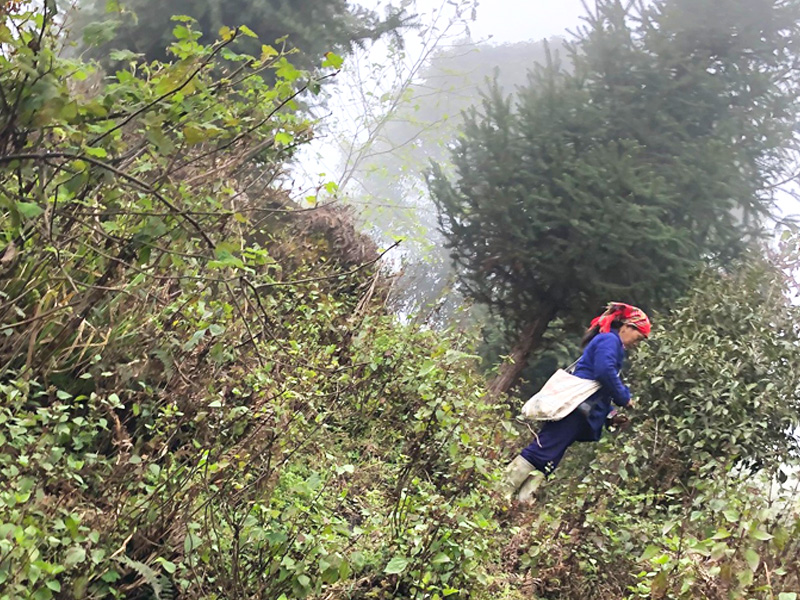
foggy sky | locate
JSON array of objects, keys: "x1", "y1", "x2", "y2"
[
  {"x1": 468, "y1": 0, "x2": 593, "y2": 42},
  {"x1": 363, "y1": 0, "x2": 592, "y2": 44}
]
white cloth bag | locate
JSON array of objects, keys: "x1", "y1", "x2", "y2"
[{"x1": 520, "y1": 366, "x2": 601, "y2": 421}]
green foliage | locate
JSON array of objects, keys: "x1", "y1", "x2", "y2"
[
  {"x1": 517, "y1": 466, "x2": 800, "y2": 599},
  {"x1": 4, "y1": 4, "x2": 800, "y2": 600},
  {"x1": 429, "y1": 0, "x2": 800, "y2": 391},
  {"x1": 503, "y1": 245, "x2": 800, "y2": 599},
  {"x1": 70, "y1": 0, "x2": 411, "y2": 73},
  {"x1": 0, "y1": 4, "x2": 501, "y2": 598},
  {"x1": 631, "y1": 256, "x2": 800, "y2": 479}
]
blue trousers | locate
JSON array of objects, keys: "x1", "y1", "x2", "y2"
[{"x1": 520, "y1": 409, "x2": 591, "y2": 475}]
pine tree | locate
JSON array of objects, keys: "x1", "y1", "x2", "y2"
[
  {"x1": 70, "y1": 0, "x2": 410, "y2": 71},
  {"x1": 429, "y1": 0, "x2": 800, "y2": 395}
]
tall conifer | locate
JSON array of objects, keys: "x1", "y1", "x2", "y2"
[
  {"x1": 71, "y1": 0, "x2": 410, "y2": 70},
  {"x1": 429, "y1": 0, "x2": 800, "y2": 394}
]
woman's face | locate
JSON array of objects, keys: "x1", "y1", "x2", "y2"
[{"x1": 619, "y1": 324, "x2": 647, "y2": 349}]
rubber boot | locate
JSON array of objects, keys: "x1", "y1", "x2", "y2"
[
  {"x1": 502, "y1": 455, "x2": 535, "y2": 500},
  {"x1": 517, "y1": 470, "x2": 545, "y2": 504}
]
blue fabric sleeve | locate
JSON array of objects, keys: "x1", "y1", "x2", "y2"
[{"x1": 591, "y1": 335, "x2": 631, "y2": 407}]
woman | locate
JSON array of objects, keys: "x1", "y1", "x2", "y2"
[{"x1": 504, "y1": 302, "x2": 651, "y2": 503}]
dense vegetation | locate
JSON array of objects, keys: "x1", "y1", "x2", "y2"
[
  {"x1": 518, "y1": 250, "x2": 800, "y2": 599},
  {"x1": 430, "y1": 0, "x2": 800, "y2": 395},
  {"x1": 0, "y1": 4, "x2": 501, "y2": 598},
  {"x1": 1, "y1": 1, "x2": 799, "y2": 600}
]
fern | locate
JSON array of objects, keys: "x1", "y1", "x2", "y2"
[
  {"x1": 158, "y1": 574, "x2": 175, "y2": 600},
  {"x1": 115, "y1": 556, "x2": 174, "y2": 600}
]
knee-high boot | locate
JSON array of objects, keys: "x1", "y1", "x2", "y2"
[
  {"x1": 502, "y1": 455, "x2": 536, "y2": 500},
  {"x1": 517, "y1": 470, "x2": 545, "y2": 504}
]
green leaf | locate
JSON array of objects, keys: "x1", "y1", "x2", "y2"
[
  {"x1": 33, "y1": 588, "x2": 52, "y2": 600},
  {"x1": 276, "y1": 59, "x2": 302, "y2": 82},
  {"x1": 184, "y1": 532, "x2": 202, "y2": 554},
  {"x1": 640, "y1": 545, "x2": 661, "y2": 561},
  {"x1": 261, "y1": 45, "x2": 278, "y2": 61},
  {"x1": 109, "y1": 49, "x2": 140, "y2": 62},
  {"x1": 275, "y1": 131, "x2": 294, "y2": 145},
  {"x1": 324, "y1": 181, "x2": 339, "y2": 194},
  {"x1": 84, "y1": 146, "x2": 108, "y2": 158},
  {"x1": 237, "y1": 25, "x2": 257, "y2": 38},
  {"x1": 173, "y1": 25, "x2": 191, "y2": 40},
  {"x1": 722, "y1": 509, "x2": 739, "y2": 523},
  {"x1": 156, "y1": 558, "x2": 176, "y2": 574},
  {"x1": 219, "y1": 25, "x2": 234, "y2": 41},
  {"x1": 64, "y1": 546, "x2": 86, "y2": 567},
  {"x1": 751, "y1": 529, "x2": 773, "y2": 541},
  {"x1": 384, "y1": 555, "x2": 409, "y2": 575},
  {"x1": 743, "y1": 548, "x2": 759, "y2": 572},
  {"x1": 207, "y1": 324, "x2": 225, "y2": 337},
  {"x1": 17, "y1": 202, "x2": 44, "y2": 219},
  {"x1": 432, "y1": 553, "x2": 451, "y2": 564},
  {"x1": 322, "y1": 52, "x2": 344, "y2": 69},
  {"x1": 418, "y1": 360, "x2": 437, "y2": 377},
  {"x1": 183, "y1": 124, "x2": 207, "y2": 145},
  {"x1": 101, "y1": 569, "x2": 121, "y2": 582},
  {"x1": 711, "y1": 529, "x2": 731, "y2": 540}
]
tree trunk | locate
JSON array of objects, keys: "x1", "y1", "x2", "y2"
[{"x1": 487, "y1": 309, "x2": 556, "y2": 397}]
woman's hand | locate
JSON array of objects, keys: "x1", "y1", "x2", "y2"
[
  {"x1": 626, "y1": 397, "x2": 636, "y2": 410},
  {"x1": 608, "y1": 413, "x2": 631, "y2": 429}
]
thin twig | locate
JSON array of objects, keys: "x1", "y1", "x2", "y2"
[{"x1": 254, "y1": 239, "x2": 401, "y2": 290}]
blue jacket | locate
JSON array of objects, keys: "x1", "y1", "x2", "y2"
[{"x1": 572, "y1": 331, "x2": 630, "y2": 441}]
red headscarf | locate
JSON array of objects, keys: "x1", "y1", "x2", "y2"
[{"x1": 589, "y1": 302, "x2": 651, "y2": 337}]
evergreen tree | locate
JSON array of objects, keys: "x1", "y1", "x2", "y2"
[
  {"x1": 69, "y1": 0, "x2": 411, "y2": 71},
  {"x1": 428, "y1": 0, "x2": 800, "y2": 395}
]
